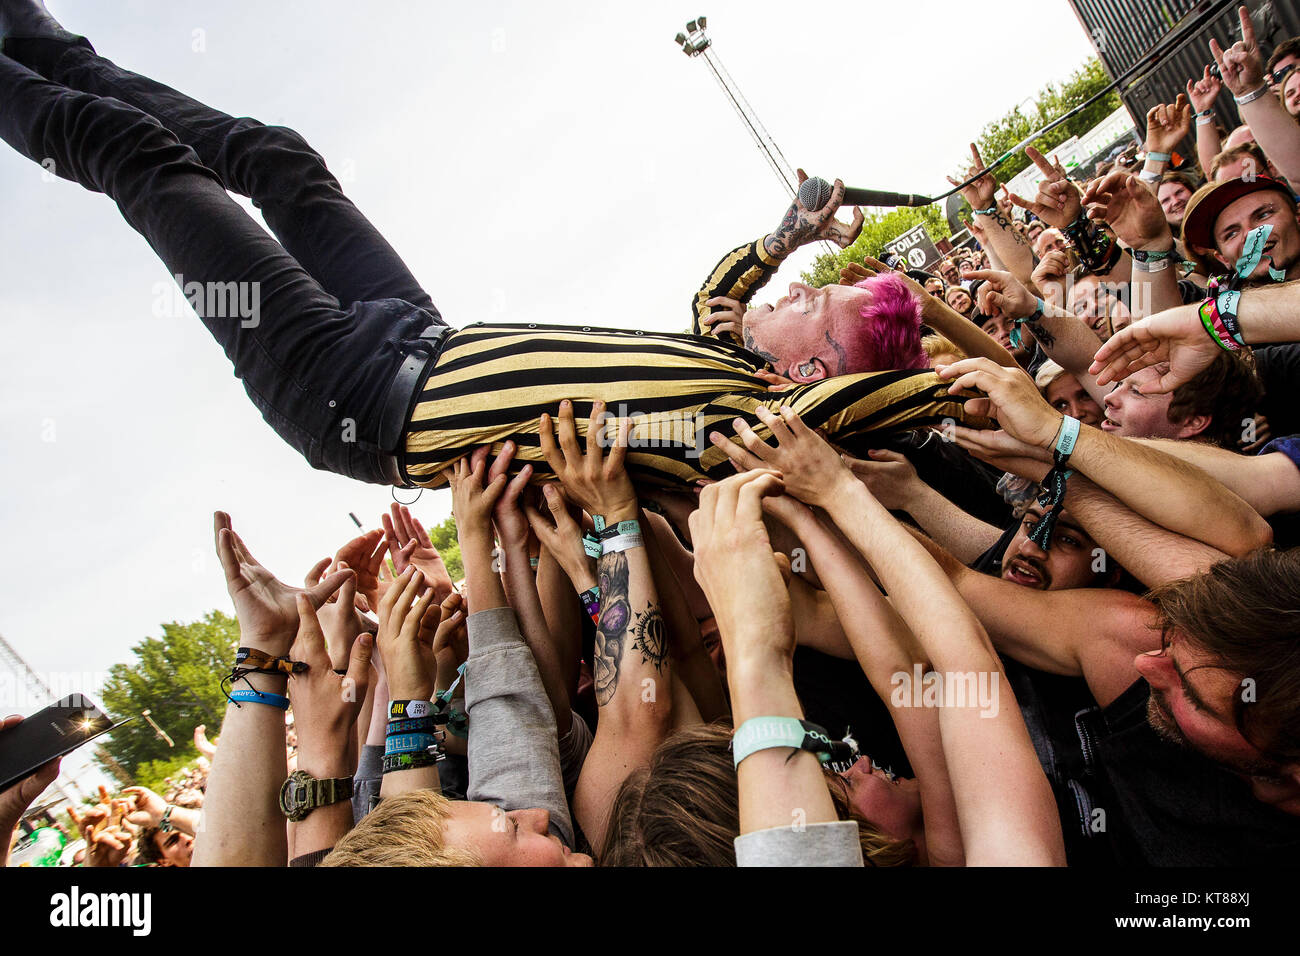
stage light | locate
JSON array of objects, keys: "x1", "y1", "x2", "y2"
[
  {"x1": 698, "y1": 16, "x2": 707, "y2": 28},
  {"x1": 687, "y1": 20, "x2": 697, "y2": 32},
  {"x1": 675, "y1": 32, "x2": 687, "y2": 46}
]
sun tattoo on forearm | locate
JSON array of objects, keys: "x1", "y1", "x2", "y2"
[{"x1": 631, "y1": 604, "x2": 668, "y2": 669}]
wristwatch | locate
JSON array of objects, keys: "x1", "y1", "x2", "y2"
[{"x1": 279, "y1": 770, "x2": 353, "y2": 822}]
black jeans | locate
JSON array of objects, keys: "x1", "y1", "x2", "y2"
[{"x1": 0, "y1": 39, "x2": 446, "y2": 484}]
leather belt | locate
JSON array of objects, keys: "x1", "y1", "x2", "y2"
[{"x1": 377, "y1": 324, "x2": 452, "y2": 487}]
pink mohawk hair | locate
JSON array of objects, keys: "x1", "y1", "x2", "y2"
[{"x1": 844, "y1": 272, "x2": 928, "y2": 372}]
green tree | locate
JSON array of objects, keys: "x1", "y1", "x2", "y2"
[
  {"x1": 802, "y1": 204, "x2": 952, "y2": 288},
  {"x1": 805, "y1": 57, "x2": 1122, "y2": 286},
  {"x1": 971, "y1": 57, "x2": 1122, "y2": 186},
  {"x1": 97, "y1": 611, "x2": 237, "y2": 777},
  {"x1": 428, "y1": 515, "x2": 463, "y2": 583},
  {"x1": 133, "y1": 752, "x2": 206, "y2": 795}
]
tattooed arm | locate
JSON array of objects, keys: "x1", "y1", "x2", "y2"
[
  {"x1": 969, "y1": 269, "x2": 1112, "y2": 408},
  {"x1": 541, "y1": 401, "x2": 675, "y2": 854},
  {"x1": 946, "y1": 144, "x2": 1035, "y2": 288},
  {"x1": 693, "y1": 173, "x2": 862, "y2": 342}
]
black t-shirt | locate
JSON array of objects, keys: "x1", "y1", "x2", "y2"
[
  {"x1": 1254, "y1": 344, "x2": 1300, "y2": 439},
  {"x1": 1082, "y1": 679, "x2": 1300, "y2": 865}
]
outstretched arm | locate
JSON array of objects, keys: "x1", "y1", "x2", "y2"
[
  {"x1": 1187, "y1": 66, "x2": 1225, "y2": 175},
  {"x1": 720, "y1": 407, "x2": 1064, "y2": 865},
  {"x1": 542, "y1": 402, "x2": 674, "y2": 852},
  {"x1": 938, "y1": 358, "x2": 1273, "y2": 556},
  {"x1": 693, "y1": 172, "x2": 862, "y2": 342},
  {"x1": 1091, "y1": 282, "x2": 1300, "y2": 391},
  {"x1": 690, "y1": 472, "x2": 858, "y2": 864},
  {"x1": 764, "y1": 494, "x2": 965, "y2": 865},
  {"x1": 946, "y1": 143, "x2": 1035, "y2": 287},
  {"x1": 1213, "y1": 5, "x2": 1300, "y2": 185},
  {"x1": 970, "y1": 269, "x2": 1111, "y2": 407},
  {"x1": 194, "y1": 513, "x2": 352, "y2": 867}
]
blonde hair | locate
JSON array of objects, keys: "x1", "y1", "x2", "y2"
[
  {"x1": 921, "y1": 334, "x2": 964, "y2": 362},
  {"x1": 319, "y1": 789, "x2": 481, "y2": 867},
  {"x1": 1033, "y1": 359, "x2": 1068, "y2": 392},
  {"x1": 600, "y1": 723, "x2": 916, "y2": 867}
]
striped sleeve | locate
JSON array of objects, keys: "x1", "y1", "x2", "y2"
[{"x1": 690, "y1": 237, "x2": 784, "y2": 343}]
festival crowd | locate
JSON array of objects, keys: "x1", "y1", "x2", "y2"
[{"x1": 5, "y1": 5, "x2": 1300, "y2": 867}]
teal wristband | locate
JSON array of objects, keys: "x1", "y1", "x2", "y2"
[
  {"x1": 732, "y1": 716, "x2": 856, "y2": 769},
  {"x1": 1144, "y1": 150, "x2": 1171, "y2": 162},
  {"x1": 1053, "y1": 415, "x2": 1080, "y2": 459},
  {"x1": 597, "y1": 519, "x2": 640, "y2": 540},
  {"x1": 973, "y1": 205, "x2": 998, "y2": 217}
]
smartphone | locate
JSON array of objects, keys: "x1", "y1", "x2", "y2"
[{"x1": 0, "y1": 695, "x2": 120, "y2": 793}]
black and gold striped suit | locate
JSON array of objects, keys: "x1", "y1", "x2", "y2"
[{"x1": 401, "y1": 239, "x2": 979, "y2": 488}]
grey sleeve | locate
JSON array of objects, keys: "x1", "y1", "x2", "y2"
[
  {"x1": 464, "y1": 606, "x2": 575, "y2": 848},
  {"x1": 557, "y1": 710, "x2": 593, "y2": 799},
  {"x1": 734, "y1": 821, "x2": 865, "y2": 867},
  {"x1": 351, "y1": 744, "x2": 384, "y2": 822}
]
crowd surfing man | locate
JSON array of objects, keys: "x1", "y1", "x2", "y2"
[
  {"x1": 0, "y1": 1, "x2": 990, "y2": 495},
  {"x1": 6, "y1": 2, "x2": 1300, "y2": 870}
]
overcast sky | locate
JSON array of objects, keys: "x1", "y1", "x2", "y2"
[{"x1": 0, "y1": 0, "x2": 1098, "y2": 767}]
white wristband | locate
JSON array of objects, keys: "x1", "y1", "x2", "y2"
[
  {"x1": 600, "y1": 533, "x2": 644, "y2": 556},
  {"x1": 1234, "y1": 84, "x2": 1270, "y2": 106}
]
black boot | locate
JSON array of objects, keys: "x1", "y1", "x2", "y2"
[{"x1": 0, "y1": 0, "x2": 86, "y2": 51}]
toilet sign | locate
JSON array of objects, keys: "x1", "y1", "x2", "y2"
[{"x1": 884, "y1": 224, "x2": 941, "y2": 271}]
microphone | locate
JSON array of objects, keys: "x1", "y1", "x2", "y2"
[{"x1": 798, "y1": 176, "x2": 933, "y2": 211}]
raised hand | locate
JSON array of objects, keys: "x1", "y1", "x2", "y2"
[
  {"x1": 333, "y1": 528, "x2": 390, "y2": 614},
  {"x1": 444, "y1": 446, "x2": 507, "y2": 546},
  {"x1": 1081, "y1": 171, "x2": 1172, "y2": 252},
  {"x1": 968, "y1": 268, "x2": 1038, "y2": 320},
  {"x1": 1005, "y1": 147, "x2": 1082, "y2": 229},
  {"x1": 121, "y1": 785, "x2": 168, "y2": 828},
  {"x1": 688, "y1": 469, "x2": 793, "y2": 662},
  {"x1": 1143, "y1": 94, "x2": 1193, "y2": 156},
  {"x1": 286, "y1": 594, "x2": 374, "y2": 774},
  {"x1": 524, "y1": 483, "x2": 596, "y2": 590},
  {"x1": 1186, "y1": 64, "x2": 1223, "y2": 113},
  {"x1": 539, "y1": 400, "x2": 636, "y2": 522},
  {"x1": 701, "y1": 295, "x2": 747, "y2": 340},
  {"x1": 192, "y1": 723, "x2": 216, "y2": 759},
  {"x1": 1030, "y1": 249, "x2": 1072, "y2": 306},
  {"x1": 763, "y1": 170, "x2": 863, "y2": 257},
  {"x1": 215, "y1": 512, "x2": 351, "y2": 655},
  {"x1": 1088, "y1": 302, "x2": 1220, "y2": 391},
  {"x1": 936, "y1": 358, "x2": 1062, "y2": 450},
  {"x1": 426, "y1": 591, "x2": 469, "y2": 693},
  {"x1": 946, "y1": 143, "x2": 998, "y2": 211},
  {"x1": 751, "y1": 369, "x2": 796, "y2": 391},
  {"x1": 304, "y1": 556, "x2": 374, "y2": 670},
  {"x1": 383, "y1": 503, "x2": 455, "y2": 601},
  {"x1": 377, "y1": 567, "x2": 440, "y2": 702},
  {"x1": 485, "y1": 440, "x2": 535, "y2": 549},
  {"x1": 1210, "y1": 5, "x2": 1266, "y2": 98},
  {"x1": 842, "y1": 448, "x2": 926, "y2": 512},
  {"x1": 75, "y1": 804, "x2": 133, "y2": 867},
  {"x1": 949, "y1": 426, "x2": 1053, "y2": 481},
  {"x1": 712, "y1": 405, "x2": 852, "y2": 509}
]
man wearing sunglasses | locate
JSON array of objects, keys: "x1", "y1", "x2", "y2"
[{"x1": 1266, "y1": 37, "x2": 1300, "y2": 94}]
